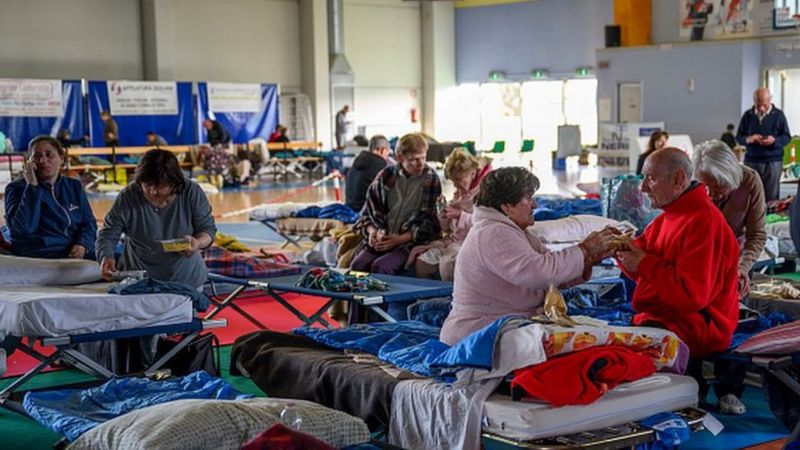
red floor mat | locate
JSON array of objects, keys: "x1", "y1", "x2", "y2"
[{"x1": 3, "y1": 292, "x2": 339, "y2": 378}]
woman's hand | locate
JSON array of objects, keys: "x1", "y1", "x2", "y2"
[
  {"x1": 23, "y1": 160, "x2": 38, "y2": 186},
  {"x1": 181, "y1": 235, "x2": 200, "y2": 257},
  {"x1": 444, "y1": 205, "x2": 462, "y2": 220},
  {"x1": 738, "y1": 271, "x2": 750, "y2": 299},
  {"x1": 100, "y1": 257, "x2": 116, "y2": 281},
  {"x1": 579, "y1": 228, "x2": 619, "y2": 263},
  {"x1": 68, "y1": 245, "x2": 86, "y2": 259}
]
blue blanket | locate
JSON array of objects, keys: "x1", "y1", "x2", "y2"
[
  {"x1": 295, "y1": 204, "x2": 359, "y2": 224},
  {"x1": 24, "y1": 371, "x2": 251, "y2": 441},
  {"x1": 294, "y1": 318, "x2": 513, "y2": 378},
  {"x1": 108, "y1": 277, "x2": 211, "y2": 312}
]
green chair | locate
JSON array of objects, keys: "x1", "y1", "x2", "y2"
[
  {"x1": 463, "y1": 140, "x2": 476, "y2": 156},
  {"x1": 520, "y1": 139, "x2": 535, "y2": 153},
  {"x1": 489, "y1": 141, "x2": 506, "y2": 154}
]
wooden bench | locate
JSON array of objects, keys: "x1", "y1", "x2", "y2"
[{"x1": 64, "y1": 145, "x2": 196, "y2": 182}]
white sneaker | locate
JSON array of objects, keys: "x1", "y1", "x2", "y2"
[{"x1": 719, "y1": 393, "x2": 747, "y2": 415}]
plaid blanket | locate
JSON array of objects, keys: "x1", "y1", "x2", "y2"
[{"x1": 203, "y1": 246, "x2": 301, "y2": 278}]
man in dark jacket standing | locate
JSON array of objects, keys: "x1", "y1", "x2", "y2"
[
  {"x1": 737, "y1": 88, "x2": 792, "y2": 202},
  {"x1": 345, "y1": 135, "x2": 389, "y2": 212}
]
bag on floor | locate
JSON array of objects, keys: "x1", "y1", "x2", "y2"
[{"x1": 156, "y1": 333, "x2": 220, "y2": 377}]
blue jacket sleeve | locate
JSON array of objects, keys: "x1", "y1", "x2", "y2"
[
  {"x1": 74, "y1": 183, "x2": 98, "y2": 252},
  {"x1": 774, "y1": 112, "x2": 792, "y2": 149},
  {"x1": 4, "y1": 182, "x2": 44, "y2": 235},
  {"x1": 735, "y1": 114, "x2": 750, "y2": 146}
]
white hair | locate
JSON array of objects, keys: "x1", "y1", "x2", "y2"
[{"x1": 693, "y1": 140, "x2": 742, "y2": 191}]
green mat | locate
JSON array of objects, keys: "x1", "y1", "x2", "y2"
[{"x1": 0, "y1": 345, "x2": 263, "y2": 449}]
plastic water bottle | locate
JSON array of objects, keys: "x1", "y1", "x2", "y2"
[{"x1": 280, "y1": 402, "x2": 303, "y2": 430}]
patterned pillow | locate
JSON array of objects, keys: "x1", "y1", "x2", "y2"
[
  {"x1": 736, "y1": 320, "x2": 800, "y2": 355},
  {"x1": 69, "y1": 398, "x2": 370, "y2": 450}
]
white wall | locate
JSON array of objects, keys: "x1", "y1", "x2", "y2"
[
  {"x1": 344, "y1": 0, "x2": 422, "y2": 137},
  {"x1": 596, "y1": 40, "x2": 762, "y2": 143},
  {"x1": 158, "y1": 0, "x2": 302, "y2": 89},
  {"x1": 0, "y1": 0, "x2": 143, "y2": 80}
]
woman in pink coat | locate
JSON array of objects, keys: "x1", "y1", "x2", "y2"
[
  {"x1": 408, "y1": 149, "x2": 491, "y2": 280},
  {"x1": 439, "y1": 167, "x2": 618, "y2": 345}
]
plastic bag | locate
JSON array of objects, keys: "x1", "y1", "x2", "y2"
[{"x1": 601, "y1": 175, "x2": 660, "y2": 232}]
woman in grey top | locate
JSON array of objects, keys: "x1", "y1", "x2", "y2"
[{"x1": 97, "y1": 149, "x2": 216, "y2": 289}]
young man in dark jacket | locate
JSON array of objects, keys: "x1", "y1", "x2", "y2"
[{"x1": 345, "y1": 135, "x2": 390, "y2": 212}]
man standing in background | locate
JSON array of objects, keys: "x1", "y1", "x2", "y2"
[
  {"x1": 335, "y1": 105, "x2": 350, "y2": 149},
  {"x1": 736, "y1": 87, "x2": 792, "y2": 202},
  {"x1": 101, "y1": 110, "x2": 119, "y2": 147}
]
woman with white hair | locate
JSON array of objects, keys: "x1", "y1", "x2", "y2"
[{"x1": 693, "y1": 139, "x2": 766, "y2": 415}]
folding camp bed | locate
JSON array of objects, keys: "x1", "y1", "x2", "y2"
[
  {"x1": 0, "y1": 283, "x2": 227, "y2": 400},
  {"x1": 258, "y1": 217, "x2": 343, "y2": 250},
  {"x1": 206, "y1": 270, "x2": 453, "y2": 328},
  {"x1": 232, "y1": 330, "x2": 706, "y2": 450}
]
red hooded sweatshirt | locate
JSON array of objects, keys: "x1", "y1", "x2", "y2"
[{"x1": 621, "y1": 184, "x2": 739, "y2": 358}]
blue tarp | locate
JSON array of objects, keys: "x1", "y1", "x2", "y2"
[
  {"x1": 87, "y1": 81, "x2": 195, "y2": 147},
  {"x1": 0, "y1": 80, "x2": 84, "y2": 152},
  {"x1": 196, "y1": 83, "x2": 279, "y2": 144},
  {"x1": 24, "y1": 371, "x2": 251, "y2": 442},
  {"x1": 294, "y1": 318, "x2": 513, "y2": 378},
  {"x1": 533, "y1": 197, "x2": 602, "y2": 221}
]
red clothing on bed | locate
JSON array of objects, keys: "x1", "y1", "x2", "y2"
[
  {"x1": 621, "y1": 184, "x2": 739, "y2": 358},
  {"x1": 511, "y1": 346, "x2": 656, "y2": 406}
]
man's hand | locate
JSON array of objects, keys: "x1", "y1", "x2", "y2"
[
  {"x1": 374, "y1": 233, "x2": 410, "y2": 252},
  {"x1": 616, "y1": 241, "x2": 646, "y2": 273},
  {"x1": 761, "y1": 135, "x2": 776, "y2": 146},
  {"x1": 68, "y1": 245, "x2": 86, "y2": 259},
  {"x1": 100, "y1": 257, "x2": 116, "y2": 281},
  {"x1": 23, "y1": 160, "x2": 38, "y2": 186},
  {"x1": 368, "y1": 228, "x2": 384, "y2": 249},
  {"x1": 746, "y1": 134, "x2": 763, "y2": 145}
]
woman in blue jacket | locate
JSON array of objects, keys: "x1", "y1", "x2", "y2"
[{"x1": 4, "y1": 135, "x2": 97, "y2": 259}]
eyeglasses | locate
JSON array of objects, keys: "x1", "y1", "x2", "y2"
[{"x1": 142, "y1": 183, "x2": 174, "y2": 198}]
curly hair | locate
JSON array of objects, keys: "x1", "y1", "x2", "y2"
[
  {"x1": 444, "y1": 148, "x2": 480, "y2": 181},
  {"x1": 476, "y1": 167, "x2": 539, "y2": 212}
]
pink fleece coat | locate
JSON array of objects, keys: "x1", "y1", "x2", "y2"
[{"x1": 439, "y1": 206, "x2": 586, "y2": 345}]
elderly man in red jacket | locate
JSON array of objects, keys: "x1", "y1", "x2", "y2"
[{"x1": 616, "y1": 148, "x2": 739, "y2": 397}]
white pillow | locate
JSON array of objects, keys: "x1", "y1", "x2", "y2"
[
  {"x1": 68, "y1": 398, "x2": 370, "y2": 450},
  {"x1": 0, "y1": 255, "x2": 101, "y2": 286},
  {"x1": 531, "y1": 215, "x2": 620, "y2": 243}
]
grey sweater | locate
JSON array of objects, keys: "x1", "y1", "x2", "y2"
[{"x1": 96, "y1": 181, "x2": 216, "y2": 289}]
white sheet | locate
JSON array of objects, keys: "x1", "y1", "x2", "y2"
[
  {"x1": 482, "y1": 373, "x2": 698, "y2": 441},
  {"x1": 0, "y1": 283, "x2": 193, "y2": 337},
  {"x1": 0, "y1": 254, "x2": 102, "y2": 286}
]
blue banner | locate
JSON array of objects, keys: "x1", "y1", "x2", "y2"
[
  {"x1": 196, "y1": 83, "x2": 279, "y2": 144},
  {"x1": 0, "y1": 80, "x2": 84, "y2": 152},
  {"x1": 87, "y1": 81, "x2": 195, "y2": 147}
]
